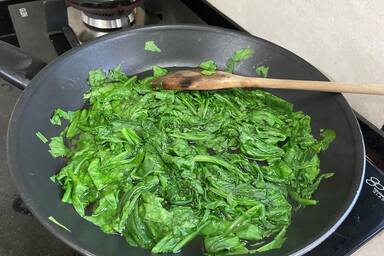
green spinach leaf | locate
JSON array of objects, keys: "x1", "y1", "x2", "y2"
[
  {"x1": 225, "y1": 47, "x2": 254, "y2": 73},
  {"x1": 144, "y1": 41, "x2": 161, "y2": 53},
  {"x1": 256, "y1": 65, "x2": 270, "y2": 78}
]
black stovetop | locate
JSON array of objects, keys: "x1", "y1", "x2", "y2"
[{"x1": 0, "y1": 1, "x2": 383, "y2": 256}]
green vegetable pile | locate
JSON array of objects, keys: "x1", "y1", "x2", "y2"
[{"x1": 44, "y1": 46, "x2": 336, "y2": 255}]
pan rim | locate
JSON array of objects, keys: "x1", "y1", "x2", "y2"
[{"x1": 6, "y1": 24, "x2": 365, "y2": 256}]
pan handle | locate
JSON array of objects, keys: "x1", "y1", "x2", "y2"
[{"x1": 0, "y1": 40, "x2": 46, "y2": 90}]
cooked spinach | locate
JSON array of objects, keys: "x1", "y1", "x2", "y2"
[
  {"x1": 152, "y1": 65, "x2": 168, "y2": 78},
  {"x1": 225, "y1": 47, "x2": 254, "y2": 73},
  {"x1": 48, "y1": 65, "x2": 335, "y2": 255},
  {"x1": 36, "y1": 131, "x2": 48, "y2": 144},
  {"x1": 199, "y1": 59, "x2": 217, "y2": 76},
  {"x1": 51, "y1": 109, "x2": 75, "y2": 126},
  {"x1": 48, "y1": 216, "x2": 71, "y2": 232},
  {"x1": 255, "y1": 65, "x2": 270, "y2": 78},
  {"x1": 144, "y1": 41, "x2": 162, "y2": 53}
]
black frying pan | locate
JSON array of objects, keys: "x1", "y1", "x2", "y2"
[{"x1": 0, "y1": 25, "x2": 365, "y2": 256}]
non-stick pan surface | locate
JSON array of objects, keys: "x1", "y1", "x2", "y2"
[{"x1": 6, "y1": 25, "x2": 365, "y2": 256}]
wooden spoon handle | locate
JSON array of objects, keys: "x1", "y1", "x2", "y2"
[
  {"x1": 239, "y1": 77, "x2": 384, "y2": 95},
  {"x1": 156, "y1": 70, "x2": 384, "y2": 95}
]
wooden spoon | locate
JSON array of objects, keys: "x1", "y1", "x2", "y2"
[{"x1": 152, "y1": 69, "x2": 384, "y2": 95}]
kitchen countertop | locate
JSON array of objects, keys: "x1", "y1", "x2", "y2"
[{"x1": 353, "y1": 230, "x2": 383, "y2": 256}]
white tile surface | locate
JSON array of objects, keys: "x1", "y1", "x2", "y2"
[
  {"x1": 207, "y1": 0, "x2": 384, "y2": 128},
  {"x1": 352, "y1": 230, "x2": 384, "y2": 256}
]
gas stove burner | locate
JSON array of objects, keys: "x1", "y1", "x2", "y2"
[
  {"x1": 81, "y1": 11, "x2": 135, "y2": 29},
  {"x1": 66, "y1": 0, "x2": 144, "y2": 29}
]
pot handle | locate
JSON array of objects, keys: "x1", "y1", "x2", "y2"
[{"x1": 0, "y1": 40, "x2": 46, "y2": 90}]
